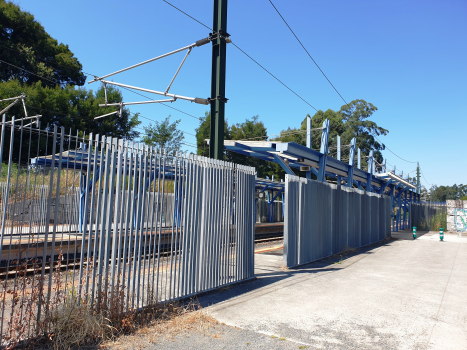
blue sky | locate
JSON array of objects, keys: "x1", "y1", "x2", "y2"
[{"x1": 14, "y1": 0, "x2": 467, "y2": 187}]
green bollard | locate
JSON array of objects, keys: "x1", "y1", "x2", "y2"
[
  {"x1": 413, "y1": 226, "x2": 417, "y2": 239},
  {"x1": 439, "y1": 228, "x2": 444, "y2": 241}
]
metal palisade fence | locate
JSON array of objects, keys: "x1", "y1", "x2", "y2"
[
  {"x1": 284, "y1": 175, "x2": 391, "y2": 268},
  {"x1": 0, "y1": 119, "x2": 255, "y2": 344}
]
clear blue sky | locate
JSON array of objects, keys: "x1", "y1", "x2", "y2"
[{"x1": 14, "y1": 0, "x2": 467, "y2": 187}]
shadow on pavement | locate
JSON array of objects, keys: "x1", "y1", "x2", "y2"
[
  {"x1": 198, "y1": 238, "x2": 393, "y2": 308},
  {"x1": 391, "y1": 229, "x2": 430, "y2": 240}
]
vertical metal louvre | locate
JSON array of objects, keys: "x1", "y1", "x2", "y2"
[
  {"x1": 0, "y1": 123, "x2": 255, "y2": 344},
  {"x1": 284, "y1": 175, "x2": 392, "y2": 268}
]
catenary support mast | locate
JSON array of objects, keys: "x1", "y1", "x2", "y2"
[{"x1": 210, "y1": 0, "x2": 228, "y2": 159}]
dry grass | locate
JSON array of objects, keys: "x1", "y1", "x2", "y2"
[
  {"x1": 49, "y1": 301, "x2": 113, "y2": 349},
  {"x1": 101, "y1": 301, "x2": 218, "y2": 349}
]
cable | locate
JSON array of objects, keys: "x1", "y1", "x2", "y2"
[
  {"x1": 0, "y1": 56, "x2": 201, "y2": 138},
  {"x1": 0, "y1": 43, "x2": 88, "y2": 80},
  {"x1": 0, "y1": 59, "x2": 63, "y2": 86},
  {"x1": 234, "y1": 126, "x2": 323, "y2": 141},
  {"x1": 162, "y1": 0, "x2": 213, "y2": 31},
  {"x1": 267, "y1": 0, "x2": 348, "y2": 106},
  {"x1": 117, "y1": 85, "x2": 202, "y2": 121},
  {"x1": 420, "y1": 167, "x2": 432, "y2": 186},
  {"x1": 230, "y1": 42, "x2": 318, "y2": 111},
  {"x1": 161, "y1": 0, "x2": 318, "y2": 111},
  {"x1": 372, "y1": 133, "x2": 417, "y2": 164},
  {"x1": 2, "y1": 49, "x2": 204, "y2": 123},
  {"x1": 181, "y1": 142, "x2": 197, "y2": 149}
]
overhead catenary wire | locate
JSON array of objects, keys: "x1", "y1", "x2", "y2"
[
  {"x1": 161, "y1": 0, "x2": 319, "y2": 112},
  {"x1": 371, "y1": 132, "x2": 417, "y2": 164},
  {"x1": 420, "y1": 167, "x2": 432, "y2": 186},
  {"x1": 267, "y1": 0, "x2": 348, "y2": 106},
  {"x1": 2, "y1": 86, "x2": 199, "y2": 145},
  {"x1": 229, "y1": 42, "x2": 318, "y2": 111},
  {"x1": 1, "y1": 44, "x2": 205, "y2": 123},
  {"x1": 162, "y1": 0, "x2": 213, "y2": 31},
  {"x1": 0, "y1": 57, "x2": 201, "y2": 143},
  {"x1": 0, "y1": 59, "x2": 64, "y2": 86},
  {"x1": 234, "y1": 126, "x2": 324, "y2": 141}
]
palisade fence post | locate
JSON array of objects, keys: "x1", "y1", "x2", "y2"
[
  {"x1": 36, "y1": 123, "x2": 56, "y2": 323},
  {"x1": 46, "y1": 126, "x2": 65, "y2": 306},
  {"x1": 85, "y1": 134, "x2": 99, "y2": 302},
  {"x1": 78, "y1": 132, "x2": 93, "y2": 298},
  {"x1": 0, "y1": 114, "x2": 6, "y2": 175},
  {"x1": 97, "y1": 136, "x2": 111, "y2": 307},
  {"x1": 0, "y1": 117, "x2": 14, "y2": 335},
  {"x1": 90, "y1": 135, "x2": 106, "y2": 307},
  {"x1": 0, "y1": 115, "x2": 12, "y2": 263}
]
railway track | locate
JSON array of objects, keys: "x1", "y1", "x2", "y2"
[{"x1": 1, "y1": 223, "x2": 284, "y2": 279}]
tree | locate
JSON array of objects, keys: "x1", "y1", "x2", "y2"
[
  {"x1": 228, "y1": 116, "x2": 272, "y2": 177},
  {"x1": 0, "y1": 0, "x2": 85, "y2": 86},
  {"x1": 0, "y1": 80, "x2": 140, "y2": 163},
  {"x1": 338, "y1": 99, "x2": 388, "y2": 169},
  {"x1": 430, "y1": 184, "x2": 467, "y2": 202},
  {"x1": 142, "y1": 116, "x2": 184, "y2": 154},
  {"x1": 195, "y1": 112, "x2": 229, "y2": 158},
  {"x1": 0, "y1": 79, "x2": 140, "y2": 139},
  {"x1": 274, "y1": 99, "x2": 387, "y2": 173}
]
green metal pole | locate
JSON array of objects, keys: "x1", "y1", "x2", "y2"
[{"x1": 210, "y1": 0, "x2": 228, "y2": 160}]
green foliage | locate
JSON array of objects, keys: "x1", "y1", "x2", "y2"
[
  {"x1": 338, "y1": 99, "x2": 387, "y2": 167},
  {"x1": 0, "y1": 80, "x2": 140, "y2": 140},
  {"x1": 195, "y1": 112, "x2": 229, "y2": 158},
  {"x1": 274, "y1": 99, "x2": 387, "y2": 173},
  {"x1": 194, "y1": 99, "x2": 387, "y2": 181},
  {"x1": 429, "y1": 184, "x2": 467, "y2": 202},
  {"x1": 0, "y1": 0, "x2": 85, "y2": 86},
  {"x1": 227, "y1": 116, "x2": 272, "y2": 178},
  {"x1": 0, "y1": 80, "x2": 140, "y2": 163},
  {"x1": 142, "y1": 115, "x2": 184, "y2": 154}
]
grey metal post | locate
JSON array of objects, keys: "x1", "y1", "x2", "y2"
[
  {"x1": 46, "y1": 126, "x2": 65, "y2": 305},
  {"x1": 336, "y1": 135, "x2": 341, "y2": 185},
  {"x1": 318, "y1": 119, "x2": 330, "y2": 182},
  {"x1": 357, "y1": 148, "x2": 361, "y2": 169},
  {"x1": 347, "y1": 138, "x2": 356, "y2": 188},
  {"x1": 306, "y1": 116, "x2": 312, "y2": 179}
]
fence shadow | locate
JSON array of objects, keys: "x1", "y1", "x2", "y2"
[{"x1": 198, "y1": 239, "x2": 391, "y2": 308}]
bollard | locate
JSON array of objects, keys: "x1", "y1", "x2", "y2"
[
  {"x1": 413, "y1": 226, "x2": 417, "y2": 239},
  {"x1": 439, "y1": 228, "x2": 444, "y2": 241}
]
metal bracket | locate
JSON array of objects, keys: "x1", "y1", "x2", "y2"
[{"x1": 209, "y1": 96, "x2": 229, "y2": 103}]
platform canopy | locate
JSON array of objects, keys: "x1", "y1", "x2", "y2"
[{"x1": 222, "y1": 140, "x2": 416, "y2": 192}]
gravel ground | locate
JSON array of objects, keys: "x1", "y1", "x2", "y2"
[{"x1": 102, "y1": 322, "x2": 307, "y2": 350}]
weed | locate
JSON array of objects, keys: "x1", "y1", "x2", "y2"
[{"x1": 280, "y1": 337, "x2": 286, "y2": 341}]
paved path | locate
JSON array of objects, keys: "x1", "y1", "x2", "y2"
[{"x1": 199, "y1": 230, "x2": 467, "y2": 350}]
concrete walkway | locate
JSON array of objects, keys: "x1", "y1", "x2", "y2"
[{"x1": 200, "y1": 231, "x2": 467, "y2": 349}]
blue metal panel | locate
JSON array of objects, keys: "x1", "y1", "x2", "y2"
[
  {"x1": 318, "y1": 119, "x2": 330, "y2": 182},
  {"x1": 273, "y1": 154, "x2": 295, "y2": 175},
  {"x1": 366, "y1": 150, "x2": 374, "y2": 192},
  {"x1": 347, "y1": 138, "x2": 356, "y2": 188}
]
